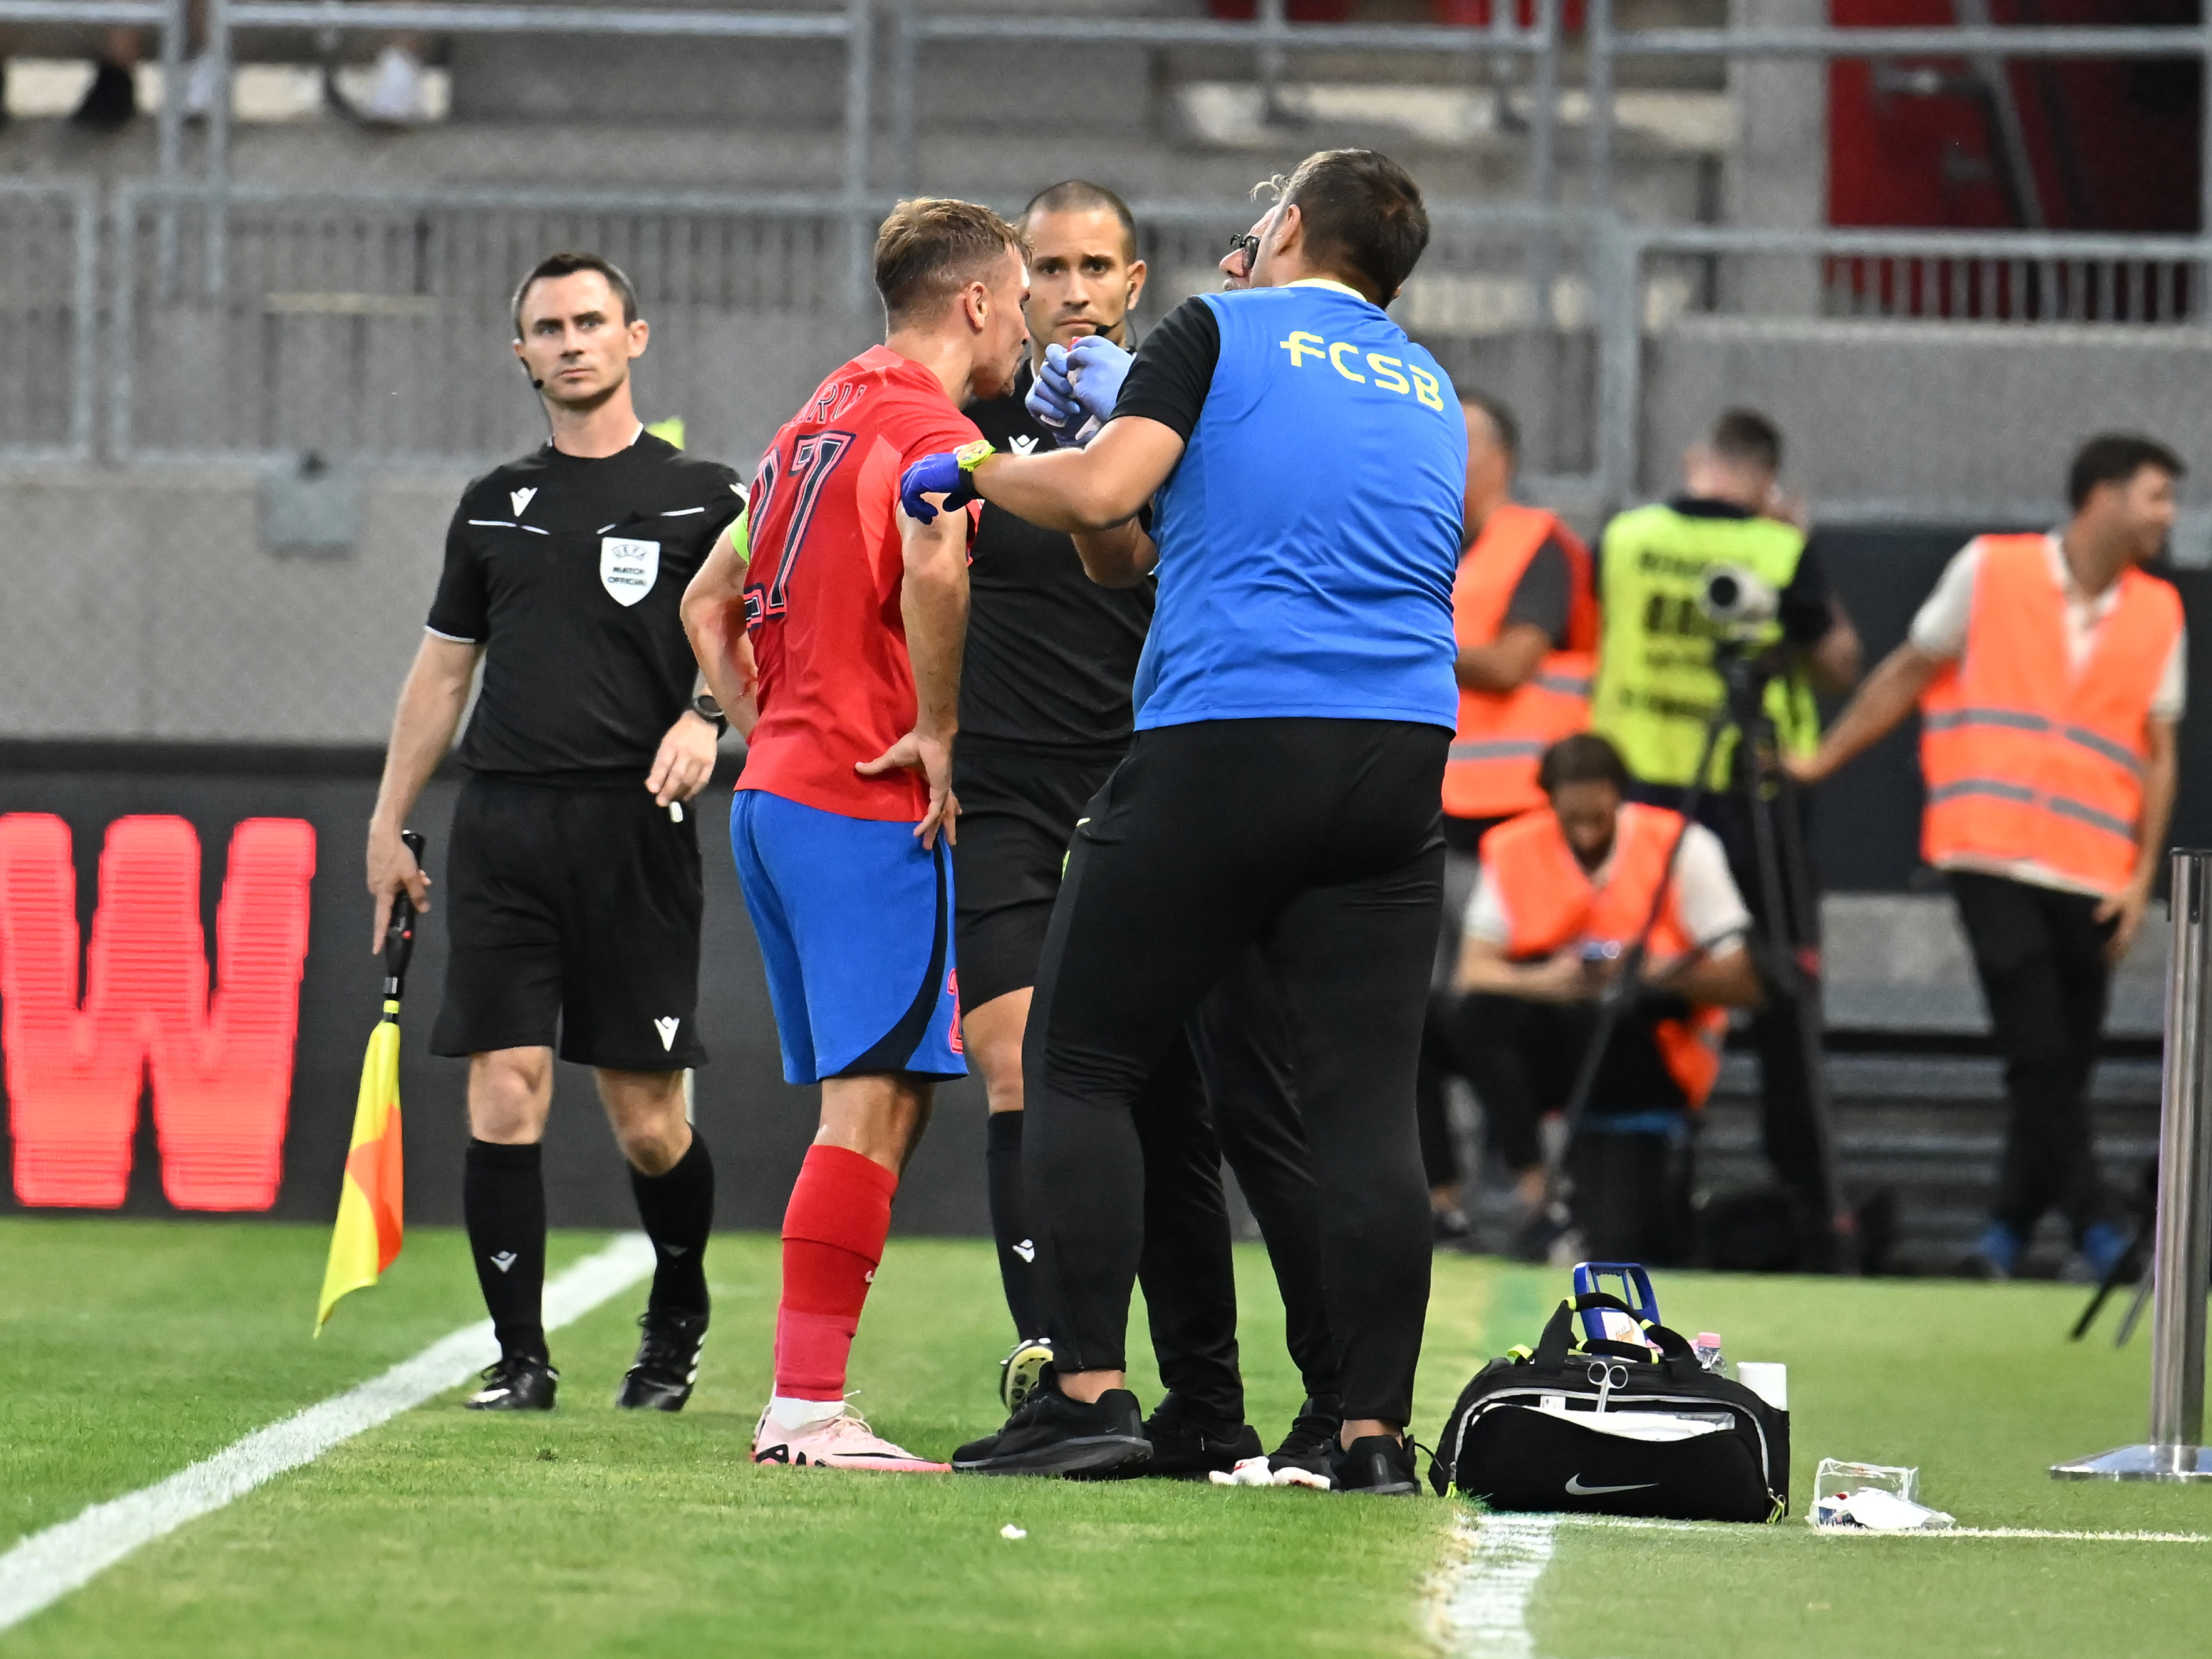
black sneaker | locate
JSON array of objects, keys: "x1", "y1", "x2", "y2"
[
  {"x1": 615, "y1": 1309, "x2": 707, "y2": 1411},
  {"x1": 464, "y1": 1353, "x2": 558, "y2": 1411},
  {"x1": 70, "y1": 59, "x2": 138, "y2": 130},
  {"x1": 952, "y1": 1370, "x2": 1153, "y2": 1477},
  {"x1": 1141, "y1": 1395, "x2": 1262, "y2": 1478},
  {"x1": 1332, "y1": 1432, "x2": 1420, "y2": 1496},
  {"x1": 1265, "y1": 1395, "x2": 1344, "y2": 1489}
]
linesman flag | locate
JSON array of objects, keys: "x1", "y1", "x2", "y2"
[{"x1": 316, "y1": 829, "x2": 424, "y2": 1334}]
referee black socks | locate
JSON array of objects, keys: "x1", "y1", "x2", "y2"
[
  {"x1": 464, "y1": 1139, "x2": 548, "y2": 1363},
  {"x1": 985, "y1": 1110, "x2": 1046, "y2": 1338},
  {"x1": 631, "y1": 1130, "x2": 714, "y2": 1316}
]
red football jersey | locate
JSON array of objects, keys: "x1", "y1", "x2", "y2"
[{"x1": 737, "y1": 346, "x2": 982, "y2": 822}]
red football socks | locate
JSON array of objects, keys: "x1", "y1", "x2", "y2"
[{"x1": 773, "y1": 1144, "x2": 898, "y2": 1402}]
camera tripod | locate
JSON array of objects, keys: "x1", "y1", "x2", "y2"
[{"x1": 1542, "y1": 638, "x2": 1858, "y2": 1273}]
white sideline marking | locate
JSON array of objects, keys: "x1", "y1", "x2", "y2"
[
  {"x1": 1552, "y1": 1513, "x2": 2209, "y2": 1544},
  {"x1": 0, "y1": 1233, "x2": 656, "y2": 1635},
  {"x1": 1427, "y1": 1507, "x2": 2208, "y2": 1655},
  {"x1": 1431, "y1": 1512, "x2": 1558, "y2": 1658}
]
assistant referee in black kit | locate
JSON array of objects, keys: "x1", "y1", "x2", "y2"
[{"x1": 366, "y1": 252, "x2": 744, "y2": 1414}]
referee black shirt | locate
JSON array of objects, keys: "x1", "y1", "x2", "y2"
[
  {"x1": 962, "y1": 361, "x2": 1153, "y2": 750},
  {"x1": 428, "y1": 431, "x2": 745, "y2": 783}
]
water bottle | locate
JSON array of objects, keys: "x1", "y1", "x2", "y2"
[{"x1": 1693, "y1": 1331, "x2": 1727, "y2": 1375}]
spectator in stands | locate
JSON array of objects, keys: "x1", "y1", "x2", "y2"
[
  {"x1": 1455, "y1": 732, "x2": 1762, "y2": 1263},
  {"x1": 0, "y1": 2, "x2": 431, "y2": 130},
  {"x1": 1791, "y1": 433, "x2": 2185, "y2": 1283},
  {"x1": 0, "y1": 23, "x2": 150, "y2": 128},
  {"x1": 1588, "y1": 408, "x2": 1861, "y2": 1266},
  {"x1": 1423, "y1": 390, "x2": 1596, "y2": 1245}
]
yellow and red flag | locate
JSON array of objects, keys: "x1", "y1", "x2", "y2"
[
  {"x1": 317, "y1": 830, "x2": 422, "y2": 1335},
  {"x1": 316, "y1": 1001, "x2": 405, "y2": 1333}
]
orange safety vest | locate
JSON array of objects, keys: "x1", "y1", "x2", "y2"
[
  {"x1": 1918, "y1": 534, "x2": 2181, "y2": 897},
  {"x1": 1443, "y1": 504, "x2": 1598, "y2": 821},
  {"x1": 1482, "y1": 802, "x2": 1729, "y2": 1109}
]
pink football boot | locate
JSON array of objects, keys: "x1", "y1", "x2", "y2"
[{"x1": 752, "y1": 1405, "x2": 949, "y2": 1472}]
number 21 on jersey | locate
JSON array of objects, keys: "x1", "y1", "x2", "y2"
[{"x1": 742, "y1": 429, "x2": 853, "y2": 627}]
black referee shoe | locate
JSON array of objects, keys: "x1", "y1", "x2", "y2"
[
  {"x1": 1141, "y1": 1395, "x2": 1262, "y2": 1478},
  {"x1": 1332, "y1": 1432, "x2": 1420, "y2": 1497},
  {"x1": 615, "y1": 1309, "x2": 708, "y2": 1412},
  {"x1": 952, "y1": 1370, "x2": 1152, "y2": 1478},
  {"x1": 1265, "y1": 1395, "x2": 1346, "y2": 1489},
  {"x1": 465, "y1": 1353, "x2": 558, "y2": 1412}
]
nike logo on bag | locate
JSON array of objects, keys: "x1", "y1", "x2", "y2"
[
  {"x1": 1565, "y1": 1475, "x2": 1658, "y2": 1496},
  {"x1": 509, "y1": 487, "x2": 537, "y2": 516},
  {"x1": 1012, "y1": 1240, "x2": 1036, "y2": 1263},
  {"x1": 1010, "y1": 434, "x2": 1038, "y2": 456},
  {"x1": 655, "y1": 1016, "x2": 681, "y2": 1050},
  {"x1": 489, "y1": 1251, "x2": 517, "y2": 1273}
]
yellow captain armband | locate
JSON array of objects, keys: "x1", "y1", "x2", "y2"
[
  {"x1": 729, "y1": 504, "x2": 750, "y2": 562},
  {"x1": 955, "y1": 439, "x2": 997, "y2": 471}
]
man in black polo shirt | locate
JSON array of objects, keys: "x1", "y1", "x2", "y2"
[
  {"x1": 957, "y1": 182, "x2": 1342, "y2": 1482},
  {"x1": 366, "y1": 252, "x2": 744, "y2": 1413}
]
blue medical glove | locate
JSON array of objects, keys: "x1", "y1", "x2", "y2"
[
  {"x1": 1064, "y1": 333, "x2": 1132, "y2": 426},
  {"x1": 1027, "y1": 344, "x2": 1084, "y2": 437},
  {"x1": 898, "y1": 440, "x2": 995, "y2": 524}
]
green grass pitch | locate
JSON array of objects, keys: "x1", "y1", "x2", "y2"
[{"x1": 2, "y1": 1214, "x2": 2206, "y2": 1657}]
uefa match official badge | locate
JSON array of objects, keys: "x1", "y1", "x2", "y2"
[{"x1": 600, "y1": 537, "x2": 660, "y2": 606}]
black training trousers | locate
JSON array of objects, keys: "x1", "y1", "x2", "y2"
[
  {"x1": 1024, "y1": 717, "x2": 1446, "y2": 1427},
  {"x1": 1450, "y1": 991, "x2": 1693, "y2": 1263},
  {"x1": 1184, "y1": 950, "x2": 1342, "y2": 1407},
  {"x1": 1947, "y1": 871, "x2": 2119, "y2": 1243}
]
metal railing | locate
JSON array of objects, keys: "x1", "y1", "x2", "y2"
[
  {"x1": 83, "y1": 176, "x2": 2212, "y2": 517},
  {"x1": 4, "y1": 2, "x2": 2211, "y2": 502},
  {"x1": 9, "y1": 0, "x2": 2206, "y2": 229},
  {"x1": 0, "y1": 179, "x2": 100, "y2": 463}
]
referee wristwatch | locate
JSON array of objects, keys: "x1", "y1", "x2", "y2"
[{"x1": 690, "y1": 693, "x2": 729, "y2": 737}]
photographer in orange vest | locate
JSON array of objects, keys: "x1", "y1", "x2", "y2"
[
  {"x1": 1792, "y1": 435, "x2": 2186, "y2": 1281},
  {"x1": 1423, "y1": 393, "x2": 1597, "y2": 1243},
  {"x1": 1455, "y1": 733, "x2": 1763, "y2": 1262}
]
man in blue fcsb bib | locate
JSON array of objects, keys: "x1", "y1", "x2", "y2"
[{"x1": 901, "y1": 148, "x2": 1465, "y2": 1493}]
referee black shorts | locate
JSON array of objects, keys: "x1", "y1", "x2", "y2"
[
  {"x1": 430, "y1": 775, "x2": 707, "y2": 1071},
  {"x1": 950, "y1": 737, "x2": 1121, "y2": 1015}
]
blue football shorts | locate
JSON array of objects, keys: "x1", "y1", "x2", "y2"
[{"x1": 729, "y1": 787, "x2": 965, "y2": 1085}]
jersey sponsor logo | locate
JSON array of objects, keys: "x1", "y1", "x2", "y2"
[
  {"x1": 1276, "y1": 331, "x2": 1446, "y2": 411},
  {"x1": 653, "y1": 1015, "x2": 680, "y2": 1050},
  {"x1": 1009, "y1": 434, "x2": 1038, "y2": 457},
  {"x1": 600, "y1": 537, "x2": 660, "y2": 606},
  {"x1": 509, "y1": 487, "x2": 537, "y2": 517}
]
